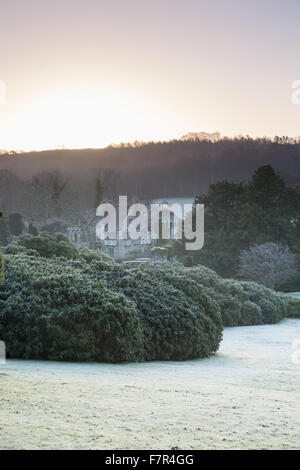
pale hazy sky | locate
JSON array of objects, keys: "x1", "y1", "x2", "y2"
[{"x1": 1, "y1": 0, "x2": 300, "y2": 150}]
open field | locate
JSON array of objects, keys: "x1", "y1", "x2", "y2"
[{"x1": 0, "y1": 319, "x2": 299, "y2": 450}]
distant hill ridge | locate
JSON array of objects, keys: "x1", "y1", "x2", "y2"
[{"x1": 1, "y1": 136, "x2": 300, "y2": 198}]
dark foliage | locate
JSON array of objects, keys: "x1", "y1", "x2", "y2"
[
  {"x1": 176, "y1": 166, "x2": 300, "y2": 290},
  {"x1": 0, "y1": 255, "x2": 144, "y2": 362},
  {"x1": 13, "y1": 232, "x2": 79, "y2": 259}
]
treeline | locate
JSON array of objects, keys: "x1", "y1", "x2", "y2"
[{"x1": 2, "y1": 137, "x2": 300, "y2": 208}]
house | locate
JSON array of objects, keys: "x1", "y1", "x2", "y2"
[{"x1": 66, "y1": 197, "x2": 194, "y2": 260}]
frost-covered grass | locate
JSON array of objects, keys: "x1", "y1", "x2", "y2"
[{"x1": 1, "y1": 319, "x2": 299, "y2": 450}]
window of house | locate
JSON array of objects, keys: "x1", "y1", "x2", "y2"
[{"x1": 108, "y1": 247, "x2": 115, "y2": 257}]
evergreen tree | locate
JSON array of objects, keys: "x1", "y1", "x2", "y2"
[
  {"x1": 94, "y1": 171, "x2": 104, "y2": 210},
  {"x1": 28, "y1": 222, "x2": 39, "y2": 236},
  {"x1": 8, "y1": 213, "x2": 24, "y2": 236},
  {"x1": 175, "y1": 165, "x2": 300, "y2": 284}
]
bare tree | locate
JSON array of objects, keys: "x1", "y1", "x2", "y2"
[
  {"x1": 237, "y1": 242, "x2": 298, "y2": 289},
  {"x1": 31, "y1": 171, "x2": 67, "y2": 223},
  {"x1": 93, "y1": 169, "x2": 104, "y2": 210}
]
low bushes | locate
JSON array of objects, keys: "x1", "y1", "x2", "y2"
[{"x1": 167, "y1": 264, "x2": 288, "y2": 327}]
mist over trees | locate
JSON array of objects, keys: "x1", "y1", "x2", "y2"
[{"x1": 2, "y1": 137, "x2": 300, "y2": 212}]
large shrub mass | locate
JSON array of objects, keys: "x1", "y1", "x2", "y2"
[
  {"x1": 183, "y1": 265, "x2": 290, "y2": 326},
  {"x1": 0, "y1": 255, "x2": 223, "y2": 362},
  {"x1": 86, "y1": 260, "x2": 298, "y2": 329},
  {"x1": 0, "y1": 255, "x2": 143, "y2": 362},
  {"x1": 95, "y1": 261, "x2": 223, "y2": 361},
  {"x1": 1, "y1": 248, "x2": 299, "y2": 363}
]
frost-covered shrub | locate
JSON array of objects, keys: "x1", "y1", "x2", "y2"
[
  {"x1": 95, "y1": 261, "x2": 223, "y2": 361},
  {"x1": 280, "y1": 295, "x2": 300, "y2": 318},
  {"x1": 4, "y1": 244, "x2": 40, "y2": 257},
  {"x1": 0, "y1": 255, "x2": 223, "y2": 363},
  {"x1": 2, "y1": 250, "x2": 289, "y2": 363},
  {"x1": 0, "y1": 255, "x2": 144, "y2": 362},
  {"x1": 240, "y1": 281, "x2": 286, "y2": 324},
  {"x1": 79, "y1": 248, "x2": 114, "y2": 264},
  {"x1": 13, "y1": 232, "x2": 79, "y2": 260},
  {"x1": 219, "y1": 295, "x2": 243, "y2": 326},
  {"x1": 240, "y1": 301, "x2": 263, "y2": 325},
  {"x1": 180, "y1": 264, "x2": 286, "y2": 326}
]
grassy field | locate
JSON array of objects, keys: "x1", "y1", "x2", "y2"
[{"x1": 0, "y1": 319, "x2": 299, "y2": 450}]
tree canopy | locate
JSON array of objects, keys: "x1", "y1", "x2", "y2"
[{"x1": 177, "y1": 165, "x2": 300, "y2": 289}]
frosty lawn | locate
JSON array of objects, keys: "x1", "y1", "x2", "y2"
[{"x1": 1, "y1": 319, "x2": 299, "y2": 450}]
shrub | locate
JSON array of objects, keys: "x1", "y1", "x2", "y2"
[
  {"x1": 240, "y1": 281, "x2": 286, "y2": 324},
  {"x1": 1, "y1": 256, "x2": 223, "y2": 362},
  {"x1": 281, "y1": 294, "x2": 300, "y2": 318},
  {"x1": 4, "y1": 244, "x2": 40, "y2": 257},
  {"x1": 0, "y1": 255, "x2": 144, "y2": 362},
  {"x1": 3, "y1": 251, "x2": 290, "y2": 363},
  {"x1": 240, "y1": 301, "x2": 263, "y2": 326},
  {"x1": 13, "y1": 232, "x2": 79, "y2": 259},
  {"x1": 79, "y1": 248, "x2": 114, "y2": 264},
  {"x1": 181, "y1": 264, "x2": 286, "y2": 326},
  {"x1": 92, "y1": 261, "x2": 223, "y2": 361},
  {"x1": 84, "y1": 260, "x2": 289, "y2": 330}
]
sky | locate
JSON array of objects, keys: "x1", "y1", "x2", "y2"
[{"x1": 1, "y1": 0, "x2": 300, "y2": 151}]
